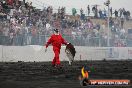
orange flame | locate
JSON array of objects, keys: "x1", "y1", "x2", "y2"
[{"x1": 81, "y1": 67, "x2": 89, "y2": 78}]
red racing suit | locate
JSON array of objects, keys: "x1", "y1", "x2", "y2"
[{"x1": 45, "y1": 34, "x2": 67, "y2": 65}]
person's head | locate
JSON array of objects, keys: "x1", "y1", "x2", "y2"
[
  {"x1": 84, "y1": 66, "x2": 91, "y2": 72},
  {"x1": 54, "y1": 29, "x2": 59, "y2": 34}
]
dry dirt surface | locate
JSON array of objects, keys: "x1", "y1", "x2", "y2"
[{"x1": 0, "y1": 60, "x2": 132, "y2": 88}]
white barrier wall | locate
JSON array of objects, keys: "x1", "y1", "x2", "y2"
[
  {"x1": 0, "y1": 46, "x2": 2, "y2": 59},
  {"x1": 0, "y1": 45, "x2": 132, "y2": 62}
]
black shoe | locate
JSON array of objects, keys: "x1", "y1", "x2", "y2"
[
  {"x1": 55, "y1": 64, "x2": 63, "y2": 68},
  {"x1": 52, "y1": 64, "x2": 55, "y2": 67}
]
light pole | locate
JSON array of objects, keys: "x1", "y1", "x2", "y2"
[{"x1": 104, "y1": 0, "x2": 110, "y2": 47}]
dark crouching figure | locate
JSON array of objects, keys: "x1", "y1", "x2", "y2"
[{"x1": 65, "y1": 43, "x2": 76, "y2": 65}]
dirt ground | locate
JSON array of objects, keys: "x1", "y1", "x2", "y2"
[{"x1": 0, "y1": 60, "x2": 132, "y2": 88}]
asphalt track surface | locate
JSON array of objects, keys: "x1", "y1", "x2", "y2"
[{"x1": 0, "y1": 60, "x2": 132, "y2": 88}]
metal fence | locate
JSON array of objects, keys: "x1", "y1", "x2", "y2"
[{"x1": 0, "y1": 34, "x2": 131, "y2": 47}]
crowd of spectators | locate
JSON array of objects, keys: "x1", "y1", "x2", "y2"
[
  {"x1": 0, "y1": 0, "x2": 131, "y2": 47},
  {"x1": 78, "y1": 5, "x2": 131, "y2": 20}
]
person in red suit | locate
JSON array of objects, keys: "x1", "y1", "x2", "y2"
[{"x1": 45, "y1": 29, "x2": 68, "y2": 67}]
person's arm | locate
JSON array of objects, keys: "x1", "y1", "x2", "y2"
[
  {"x1": 61, "y1": 36, "x2": 68, "y2": 45},
  {"x1": 45, "y1": 36, "x2": 53, "y2": 48}
]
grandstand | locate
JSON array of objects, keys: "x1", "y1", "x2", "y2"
[
  {"x1": 0, "y1": 0, "x2": 132, "y2": 47},
  {"x1": 0, "y1": 1, "x2": 132, "y2": 88}
]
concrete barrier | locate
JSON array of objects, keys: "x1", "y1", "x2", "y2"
[
  {"x1": 0, "y1": 45, "x2": 132, "y2": 62},
  {"x1": 0, "y1": 45, "x2": 2, "y2": 60}
]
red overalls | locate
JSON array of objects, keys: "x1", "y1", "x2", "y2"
[{"x1": 45, "y1": 34, "x2": 67, "y2": 65}]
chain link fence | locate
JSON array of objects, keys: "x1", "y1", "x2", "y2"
[{"x1": 0, "y1": 34, "x2": 130, "y2": 47}]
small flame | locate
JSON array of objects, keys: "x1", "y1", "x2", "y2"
[{"x1": 81, "y1": 67, "x2": 89, "y2": 78}]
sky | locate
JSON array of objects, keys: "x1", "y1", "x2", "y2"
[{"x1": 26, "y1": 0, "x2": 132, "y2": 15}]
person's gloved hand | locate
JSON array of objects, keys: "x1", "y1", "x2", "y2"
[
  {"x1": 45, "y1": 48, "x2": 47, "y2": 52},
  {"x1": 67, "y1": 43, "x2": 70, "y2": 45}
]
